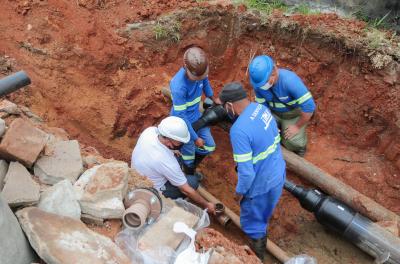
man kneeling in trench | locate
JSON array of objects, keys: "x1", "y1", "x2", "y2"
[
  {"x1": 131, "y1": 116, "x2": 215, "y2": 215},
  {"x1": 219, "y1": 82, "x2": 286, "y2": 261}
]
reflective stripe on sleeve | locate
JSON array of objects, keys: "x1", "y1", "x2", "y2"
[
  {"x1": 233, "y1": 152, "x2": 253, "y2": 163},
  {"x1": 255, "y1": 96, "x2": 266, "y2": 104}
]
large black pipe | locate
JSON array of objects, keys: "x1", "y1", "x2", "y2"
[
  {"x1": 192, "y1": 99, "x2": 230, "y2": 131},
  {"x1": 284, "y1": 180, "x2": 400, "y2": 264},
  {"x1": 0, "y1": 71, "x2": 31, "y2": 97}
]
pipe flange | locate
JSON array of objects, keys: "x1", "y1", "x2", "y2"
[{"x1": 124, "y1": 187, "x2": 163, "y2": 227}]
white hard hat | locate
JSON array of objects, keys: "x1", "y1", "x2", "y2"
[{"x1": 157, "y1": 116, "x2": 190, "y2": 144}]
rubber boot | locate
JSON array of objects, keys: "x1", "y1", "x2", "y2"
[
  {"x1": 250, "y1": 237, "x2": 266, "y2": 262},
  {"x1": 182, "y1": 163, "x2": 195, "y2": 176},
  {"x1": 193, "y1": 153, "x2": 207, "y2": 168}
]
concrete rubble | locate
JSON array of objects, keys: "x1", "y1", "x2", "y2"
[
  {"x1": 2, "y1": 161, "x2": 40, "y2": 207},
  {"x1": 0, "y1": 194, "x2": 37, "y2": 264},
  {"x1": 0, "y1": 159, "x2": 9, "y2": 190},
  {"x1": 38, "y1": 179, "x2": 81, "y2": 219},
  {"x1": 34, "y1": 140, "x2": 84, "y2": 185},
  {"x1": 0, "y1": 118, "x2": 48, "y2": 167},
  {"x1": 74, "y1": 161, "x2": 129, "y2": 219},
  {"x1": 16, "y1": 207, "x2": 131, "y2": 264}
]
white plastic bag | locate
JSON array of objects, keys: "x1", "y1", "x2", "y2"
[{"x1": 285, "y1": 255, "x2": 317, "y2": 264}]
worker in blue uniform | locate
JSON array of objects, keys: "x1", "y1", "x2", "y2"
[
  {"x1": 219, "y1": 82, "x2": 286, "y2": 261},
  {"x1": 249, "y1": 55, "x2": 316, "y2": 156},
  {"x1": 170, "y1": 46, "x2": 221, "y2": 176}
]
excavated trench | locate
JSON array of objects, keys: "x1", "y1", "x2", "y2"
[{"x1": 1, "y1": 2, "x2": 400, "y2": 263}]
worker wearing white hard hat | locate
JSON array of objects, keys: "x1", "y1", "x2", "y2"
[{"x1": 131, "y1": 116, "x2": 215, "y2": 214}]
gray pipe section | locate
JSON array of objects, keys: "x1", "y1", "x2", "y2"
[{"x1": 0, "y1": 71, "x2": 31, "y2": 97}]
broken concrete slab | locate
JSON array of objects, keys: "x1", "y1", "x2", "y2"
[
  {"x1": 0, "y1": 118, "x2": 48, "y2": 167},
  {"x1": 34, "y1": 140, "x2": 83, "y2": 185},
  {"x1": 38, "y1": 179, "x2": 81, "y2": 219},
  {"x1": 16, "y1": 207, "x2": 130, "y2": 264},
  {"x1": 74, "y1": 162, "x2": 129, "y2": 219},
  {"x1": 2, "y1": 162, "x2": 40, "y2": 207},
  {"x1": 0, "y1": 194, "x2": 38, "y2": 264},
  {"x1": 139, "y1": 206, "x2": 199, "y2": 251},
  {"x1": 0, "y1": 159, "x2": 9, "y2": 191}
]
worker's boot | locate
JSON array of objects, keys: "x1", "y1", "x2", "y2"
[
  {"x1": 250, "y1": 237, "x2": 266, "y2": 262},
  {"x1": 182, "y1": 163, "x2": 195, "y2": 176},
  {"x1": 193, "y1": 154, "x2": 207, "y2": 181}
]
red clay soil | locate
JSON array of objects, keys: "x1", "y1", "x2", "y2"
[{"x1": 1, "y1": 1, "x2": 399, "y2": 263}]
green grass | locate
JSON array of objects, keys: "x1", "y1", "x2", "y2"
[
  {"x1": 245, "y1": 0, "x2": 288, "y2": 14},
  {"x1": 292, "y1": 3, "x2": 320, "y2": 15},
  {"x1": 154, "y1": 20, "x2": 181, "y2": 42},
  {"x1": 353, "y1": 10, "x2": 392, "y2": 29}
]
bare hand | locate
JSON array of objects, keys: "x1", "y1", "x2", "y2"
[
  {"x1": 195, "y1": 138, "x2": 205, "y2": 148},
  {"x1": 212, "y1": 97, "x2": 222, "y2": 105},
  {"x1": 206, "y1": 202, "x2": 216, "y2": 215},
  {"x1": 173, "y1": 150, "x2": 182, "y2": 157},
  {"x1": 284, "y1": 124, "x2": 300, "y2": 139}
]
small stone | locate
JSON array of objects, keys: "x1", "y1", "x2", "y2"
[
  {"x1": 0, "y1": 118, "x2": 48, "y2": 167},
  {"x1": 0, "y1": 100, "x2": 20, "y2": 115},
  {"x1": 0, "y1": 159, "x2": 9, "y2": 191},
  {"x1": 2, "y1": 162, "x2": 40, "y2": 207},
  {"x1": 34, "y1": 140, "x2": 83, "y2": 185},
  {"x1": 38, "y1": 179, "x2": 81, "y2": 219},
  {"x1": 74, "y1": 162, "x2": 129, "y2": 219},
  {"x1": 16, "y1": 207, "x2": 131, "y2": 264},
  {"x1": 0, "y1": 118, "x2": 6, "y2": 137}
]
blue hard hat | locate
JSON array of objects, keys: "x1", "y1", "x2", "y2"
[{"x1": 249, "y1": 55, "x2": 275, "y2": 89}]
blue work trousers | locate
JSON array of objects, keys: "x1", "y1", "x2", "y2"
[
  {"x1": 240, "y1": 178, "x2": 285, "y2": 239},
  {"x1": 180, "y1": 127, "x2": 215, "y2": 167}
]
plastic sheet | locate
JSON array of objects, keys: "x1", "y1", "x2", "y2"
[
  {"x1": 284, "y1": 255, "x2": 317, "y2": 264},
  {"x1": 115, "y1": 198, "x2": 210, "y2": 264}
]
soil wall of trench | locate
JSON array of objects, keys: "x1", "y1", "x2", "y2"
[{"x1": 1, "y1": 1, "x2": 399, "y2": 263}]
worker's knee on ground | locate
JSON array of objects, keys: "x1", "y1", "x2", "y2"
[{"x1": 281, "y1": 129, "x2": 307, "y2": 151}]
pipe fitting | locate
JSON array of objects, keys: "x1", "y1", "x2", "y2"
[
  {"x1": 215, "y1": 203, "x2": 231, "y2": 226},
  {"x1": 123, "y1": 188, "x2": 162, "y2": 230}
]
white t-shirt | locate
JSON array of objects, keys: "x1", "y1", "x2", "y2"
[{"x1": 131, "y1": 127, "x2": 187, "y2": 190}]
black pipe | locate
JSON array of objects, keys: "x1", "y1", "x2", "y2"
[
  {"x1": 192, "y1": 99, "x2": 230, "y2": 131},
  {"x1": 0, "y1": 71, "x2": 31, "y2": 97},
  {"x1": 284, "y1": 180, "x2": 400, "y2": 264}
]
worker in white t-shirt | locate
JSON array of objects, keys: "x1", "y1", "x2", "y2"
[{"x1": 131, "y1": 116, "x2": 216, "y2": 214}]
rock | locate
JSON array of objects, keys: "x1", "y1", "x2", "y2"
[
  {"x1": 0, "y1": 118, "x2": 48, "y2": 167},
  {"x1": 38, "y1": 179, "x2": 81, "y2": 219},
  {"x1": 81, "y1": 213, "x2": 104, "y2": 226},
  {"x1": 0, "y1": 159, "x2": 9, "y2": 191},
  {"x1": 34, "y1": 140, "x2": 83, "y2": 185},
  {"x1": 0, "y1": 100, "x2": 20, "y2": 116},
  {"x1": 0, "y1": 194, "x2": 38, "y2": 264},
  {"x1": 16, "y1": 207, "x2": 131, "y2": 264},
  {"x1": 19, "y1": 105, "x2": 43, "y2": 123},
  {"x1": 2, "y1": 162, "x2": 40, "y2": 207},
  {"x1": 0, "y1": 118, "x2": 6, "y2": 137},
  {"x1": 74, "y1": 162, "x2": 129, "y2": 219}
]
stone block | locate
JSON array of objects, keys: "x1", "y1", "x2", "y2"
[
  {"x1": 16, "y1": 207, "x2": 130, "y2": 264},
  {"x1": 0, "y1": 118, "x2": 48, "y2": 167},
  {"x1": 34, "y1": 140, "x2": 83, "y2": 185},
  {"x1": 2, "y1": 162, "x2": 40, "y2": 207},
  {"x1": 38, "y1": 179, "x2": 81, "y2": 219}
]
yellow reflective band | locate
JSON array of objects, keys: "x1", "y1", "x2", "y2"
[
  {"x1": 252, "y1": 135, "x2": 281, "y2": 164},
  {"x1": 296, "y1": 92, "x2": 312, "y2": 104},
  {"x1": 202, "y1": 145, "x2": 216, "y2": 151},
  {"x1": 186, "y1": 96, "x2": 201, "y2": 107},
  {"x1": 268, "y1": 92, "x2": 312, "y2": 108},
  {"x1": 181, "y1": 155, "x2": 195, "y2": 161},
  {"x1": 233, "y1": 152, "x2": 253, "y2": 163},
  {"x1": 173, "y1": 104, "x2": 187, "y2": 111},
  {"x1": 255, "y1": 96, "x2": 266, "y2": 104}
]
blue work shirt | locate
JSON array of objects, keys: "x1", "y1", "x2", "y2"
[
  {"x1": 254, "y1": 69, "x2": 316, "y2": 113},
  {"x1": 230, "y1": 102, "x2": 286, "y2": 198},
  {"x1": 170, "y1": 67, "x2": 214, "y2": 141}
]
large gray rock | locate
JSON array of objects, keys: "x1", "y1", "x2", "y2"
[
  {"x1": 38, "y1": 179, "x2": 81, "y2": 219},
  {"x1": 0, "y1": 118, "x2": 48, "y2": 167},
  {"x1": 34, "y1": 140, "x2": 83, "y2": 185},
  {"x1": 74, "y1": 162, "x2": 129, "y2": 219},
  {"x1": 0, "y1": 194, "x2": 37, "y2": 264},
  {"x1": 16, "y1": 207, "x2": 130, "y2": 264},
  {"x1": 0, "y1": 118, "x2": 6, "y2": 137},
  {"x1": 0, "y1": 159, "x2": 9, "y2": 191},
  {"x1": 2, "y1": 162, "x2": 40, "y2": 207}
]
